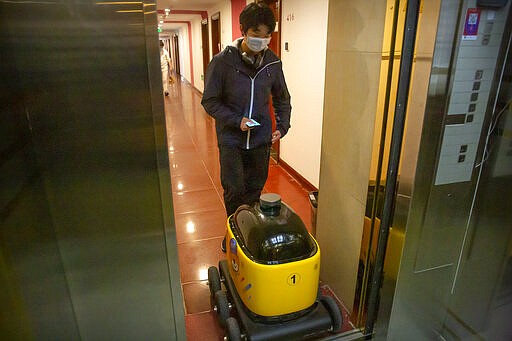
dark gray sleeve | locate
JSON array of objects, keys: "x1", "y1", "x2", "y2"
[{"x1": 201, "y1": 57, "x2": 242, "y2": 129}]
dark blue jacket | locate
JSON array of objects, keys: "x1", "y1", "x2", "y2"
[{"x1": 201, "y1": 40, "x2": 291, "y2": 149}]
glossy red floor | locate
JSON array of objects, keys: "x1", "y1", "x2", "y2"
[{"x1": 164, "y1": 77, "x2": 354, "y2": 340}]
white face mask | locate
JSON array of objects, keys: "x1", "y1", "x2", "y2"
[{"x1": 245, "y1": 36, "x2": 271, "y2": 53}]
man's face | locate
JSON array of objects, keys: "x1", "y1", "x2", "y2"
[{"x1": 243, "y1": 24, "x2": 271, "y2": 54}]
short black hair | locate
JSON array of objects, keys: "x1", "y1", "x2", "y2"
[{"x1": 239, "y1": 3, "x2": 276, "y2": 35}]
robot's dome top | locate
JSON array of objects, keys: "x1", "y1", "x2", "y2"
[
  {"x1": 259, "y1": 193, "x2": 282, "y2": 216},
  {"x1": 230, "y1": 194, "x2": 317, "y2": 265}
]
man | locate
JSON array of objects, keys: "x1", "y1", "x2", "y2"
[
  {"x1": 201, "y1": 2, "x2": 291, "y2": 251},
  {"x1": 160, "y1": 40, "x2": 171, "y2": 96}
]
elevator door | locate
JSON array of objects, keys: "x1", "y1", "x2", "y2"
[
  {"x1": 386, "y1": 1, "x2": 512, "y2": 339},
  {"x1": 0, "y1": 1, "x2": 185, "y2": 339}
]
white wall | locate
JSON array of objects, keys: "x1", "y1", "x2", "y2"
[
  {"x1": 207, "y1": 0, "x2": 233, "y2": 57},
  {"x1": 175, "y1": 24, "x2": 191, "y2": 82},
  {"x1": 280, "y1": 0, "x2": 329, "y2": 188},
  {"x1": 169, "y1": 0, "x2": 233, "y2": 92},
  {"x1": 191, "y1": 17, "x2": 205, "y2": 92},
  {"x1": 175, "y1": 0, "x2": 233, "y2": 91}
]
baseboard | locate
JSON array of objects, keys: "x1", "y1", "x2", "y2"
[
  {"x1": 174, "y1": 73, "x2": 204, "y2": 96},
  {"x1": 191, "y1": 86, "x2": 203, "y2": 96},
  {"x1": 277, "y1": 159, "x2": 318, "y2": 192}
]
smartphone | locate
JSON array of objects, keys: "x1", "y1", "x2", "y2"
[{"x1": 245, "y1": 118, "x2": 260, "y2": 128}]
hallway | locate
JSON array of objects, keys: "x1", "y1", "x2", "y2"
[{"x1": 164, "y1": 76, "x2": 353, "y2": 339}]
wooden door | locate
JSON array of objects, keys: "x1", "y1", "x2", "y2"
[
  {"x1": 201, "y1": 19, "x2": 210, "y2": 78},
  {"x1": 172, "y1": 35, "x2": 180, "y2": 75},
  {"x1": 211, "y1": 12, "x2": 221, "y2": 57}
]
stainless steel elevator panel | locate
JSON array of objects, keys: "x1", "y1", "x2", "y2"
[
  {"x1": 1, "y1": 1, "x2": 185, "y2": 339},
  {"x1": 383, "y1": 0, "x2": 512, "y2": 340}
]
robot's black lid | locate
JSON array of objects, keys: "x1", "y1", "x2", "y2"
[
  {"x1": 229, "y1": 194, "x2": 317, "y2": 265},
  {"x1": 259, "y1": 193, "x2": 282, "y2": 216}
]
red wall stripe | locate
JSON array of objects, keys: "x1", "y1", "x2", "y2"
[{"x1": 231, "y1": 0, "x2": 246, "y2": 40}]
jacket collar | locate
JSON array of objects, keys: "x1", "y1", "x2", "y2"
[{"x1": 223, "y1": 37, "x2": 279, "y2": 70}]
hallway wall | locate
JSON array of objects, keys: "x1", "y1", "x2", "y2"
[
  {"x1": 192, "y1": 16, "x2": 206, "y2": 91},
  {"x1": 280, "y1": 0, "x2": 329, "y2": 187},
  {"x1": 176, "y1": 24, "x2": 193, "y2": 84},
  {"x1": 172, "y1": 0, "x2": 250, "y2": 92},
  {"x1": 207, "y1": 0, "x2": 235, "y2": 56},
  {"x1": 174, "y1": 0, "x2": 328, "y2": 187},
  {"x1": 317, "y1": 0, "x2": 388, "y2": 311}
]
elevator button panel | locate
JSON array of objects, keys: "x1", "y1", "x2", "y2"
[{"x1": 435, "y1": 6, "x2": 508, "y2": 185}]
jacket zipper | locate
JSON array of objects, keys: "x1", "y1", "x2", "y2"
[{"x1": 245, "y1": 60, "x2": 280, "y2": 149}]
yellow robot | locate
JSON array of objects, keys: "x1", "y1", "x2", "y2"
[
  {"x1": 208, "y1": 193, "x2": 342, "y2": 340},
  {"x1": 225, "y1": 193, "x2": 320, "y2": 317}
]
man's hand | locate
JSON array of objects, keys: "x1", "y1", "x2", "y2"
[
  {"x1": 240, "y1": 117, "x2": 252, "y2": 131},
  {"x1": 271, "y1": 130, "x2": 281, "y2": 143}
]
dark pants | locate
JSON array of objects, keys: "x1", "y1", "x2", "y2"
[{"x1": 219, "y1": 144, "x2": 271, "y2": 216}]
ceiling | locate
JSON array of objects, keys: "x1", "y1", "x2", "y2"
[
  {"x1": 156, "y1": 0, "x2": 220, "y2": 33},
  {"x1": 157, "y1": 0, "x2": 220, "y2": 10}
]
